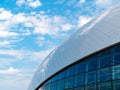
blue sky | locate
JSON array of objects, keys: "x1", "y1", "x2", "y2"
[{"x1": 0, "y1": 0, "x2": 120, "y2": 90}]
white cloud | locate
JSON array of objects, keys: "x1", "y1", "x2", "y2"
[
  {"x1": 96, "y1": 0, "x2": 110, "y2": 5},
  {"x1": 13, "y1": 13, "x2": 26, "y2": 23},
  {"x1": 74, "y1": 0, "x2": 86, "y2": 7},
  {"x1": 0, "y1": 50, "x2": 25, "y2": 60},
  {"x1": 32, "y1": 15, "x2": 58, "y2": 34},
  {"x1": 0, "y1": 59, "x2": 15, "y2": 69},
  {"x1": 53, "y1": 16, "x2": 67, "y2": 24},
  {"x1": 0, "y1": 41, "x2": 11, "y2": 47},
  {"x1": 21, "y1": 29, "x2": 31, "y2": 35},
  {"x1": 77, "y1": 16, "x2": 92, "y2": 28},
  {"x1": 0, "y1": 49, "x2": 51, "y2": 90},
  {"x1": 33, "y1": 15, "x2": 74, "y2": 35},
  {"x1": 0, "y1": 9, "x2": 26, "y2": 39},
  {"x1": 16, "y1": 0, "x2": 42, "y2": 8},
  {"x1": 0, "y1": 67, "x2": 19, "y2": 74},
  {"x1": 61, "y1": 23, "x2": 73, "y2": 31},
  {"x1": 0, "y1": 79, "x2": 30, "y2": 90},
  {"x1": 95, "y1": 0, "x2": 112, "y2": 8},
  {"x1": 16, "y1": 0, "x2": 25, "y2": 7},
  {"x1": 28, "y1": 0, "x2": 42, "y2": 8},
  {"x1": 0, "y1": 31, "x2": 19, "y2": 38},
  {"x1": 0, "y1": 7, "x2": 74, "y2": 40},
  {"x1": 0, "y1": 9, "x2": 13, "y2": 20},
  {"x1": 0, "y1": 67, "x2": 35, "y2": 90},
  {"x1": 0, "y1": 49, "x2": 52, "y2": 66},
  {"x1": 0, "y1": 8, "x2": 20, "y2": 39},
  {"x1": 24, "y1": 21, "x2": 34, "y2": 27},
  {"x1": 0, "y1": 8, "x2": 75, "y2": 51},
  {"x1": 29, "y1": 50, "x2": 51, "y2": 61},
  {"x1": 0, "y1": 8, "x2": 4, "y2": 12},
  {"x1": 0, "y1": 38, "x2": 24, "y2": 48}
]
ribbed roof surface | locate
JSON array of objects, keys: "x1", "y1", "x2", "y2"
[{"x1": 28, "y1": 5, "x2": 120, "y2": 90}]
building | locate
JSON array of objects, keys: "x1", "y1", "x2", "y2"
[{"x1": 28, "y1": 5, "x2": 120, "y2": 90}]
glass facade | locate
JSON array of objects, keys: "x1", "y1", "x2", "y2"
[{"x1": 38, "y1": 44, "x2": 120, "y2": 90}]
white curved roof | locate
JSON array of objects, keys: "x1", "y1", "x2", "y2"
[{"x1": 28, "y1": 5, "x2": 120, "y2": 90}]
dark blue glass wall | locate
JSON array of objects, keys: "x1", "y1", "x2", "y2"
[{"x1": 38, "y1": 44, "x2": 120, "y2": 90}]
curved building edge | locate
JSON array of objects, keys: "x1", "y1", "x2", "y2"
[{"x1": 28, "y1": 4, "x2": 120, "y2": 90}]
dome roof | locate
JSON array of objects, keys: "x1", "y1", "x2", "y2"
[{"x1": 28, "y1": 5, "x2": 120, "y2": 90}]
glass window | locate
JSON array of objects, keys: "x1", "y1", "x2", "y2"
[
  {"x1": 44, "y1": 84, "x2": 50, "y2": 90},
  {"x1": 98, "y1": 68, "x2": 111, "y2": 82},
  {"x1": 46, "y1": 79, "x2": 51, "y2": 84},
  {"x1": 57, "y1": 79, "x2": 64, "y2": 90},
  {"x1": 85, "y1": 84, "x2": 96, "y2": 90},
  {"x1": 113, "y1": 45, "x2": 120, "y2": 54},
  {"x1": 51, "y1": 75, "x2": 58, "y2": 82},
  {"x1": 113, "y1": 54, "x2": 120, "y2": 65},
  {"x1": 98, "y1": 81, "x2": 112, "y2": 90},
  {"x1": 64, "y1": 88, "x2": 74, "y2": 90},
  {"x1": 49, "y1": 82, "x2": 57, "y2": 90},
  {"x1": 113, "y1": 80, "x2": 120, "y2": 90},
  {"x1": 65, "y1": 66, "x2": 75, "y2": 77},
  {"x1": 58, "y1": 71, "x2": 65, "y2": 80},
  {"x1": 75, "y1": 62, "x2": 85, "y2": 74},
  {"x1": 98, "y1": 56, "x2": 111, "y2": 68},
  {"x1": 86, "y1": 59, "x2": 97, "y2": 71},
  {"x1": 74, "y1": 73, "x2": 84, "y2": 87},
  {"x1": 38, "y1": 44, "x2": 120, "y2": 90},
  {"x1": 65, "y1": 77, "x2": 74, "y2": 89},
  {"x1": 100, "y1": 49, "x2": 111, "y2": 57},
  {"x1": 74, "y1": 87, "x2": 84, "y2": 90},
  {"x1": 112, "y1": 65, "x2": 120, "y2": 80},
  {"x1": 85, "y1": 71, "x2": 96, "y2": 85}
]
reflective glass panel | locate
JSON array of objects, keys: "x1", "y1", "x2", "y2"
[
  {"x1": 75, "y1": 62, "x2": 85, "y2": 74},
  {"x1": 113, "y1": 45, "x2": 120, "y2": 53},
  {"x1": 74, "y1": 87, "x2": 84, "y2": 90},
  {"x1": 57, "y1": 71, "x2": 65, "y2": 80},
  {"x1": 86, "y1": 71, "x2": 96, "y2": 84},
  {"x1": 113, "y1": 80, "x2": 120, "y2": 90},
  {"x1": 37, "y1": 44, "x2": 120, "y2": 90},
  {"x1": 113, "y1": 54, "x2": 120, "y2": 65},
  {"x1": 98, "y1": 68, "x2": 111, "y2": 82},
  {"x1": 85, "y1": 84, "x2": 96, "y2": 90},
  {"x1": 65, "y1": 77, "x2": 74, "y2": 89},
  {"x1": 57, "y1": 79, "x2": 64, "y2": 90},
  {"x1": 98, "y1": 81, "x2": 112, "y2": 90},
  {"x1": 112, "y1": 65, "x2": 120, "y2": 80},
  {"x1": 74, "y1": 73, "x2": 84, "y2": 87},
  {"x1": 86, "y1": 59, "x2": 97, "y2": 71},
  {"x1": 98, "y1": 56, "x2": 111, "y2": 68},
  {"x1": 65, "y1": 66, "x2": 75, "y2": 77},
  {"x1": 100, "y1": 49, "x2": 111, "y2": 57}
]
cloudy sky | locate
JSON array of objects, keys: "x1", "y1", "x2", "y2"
[{"x1": 0, "y1": 0, "x2": 120, "y2": 90}]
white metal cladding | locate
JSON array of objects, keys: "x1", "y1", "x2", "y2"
[{"x1": 28, "y1": 5, "x2": 120, "y2": 90}]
